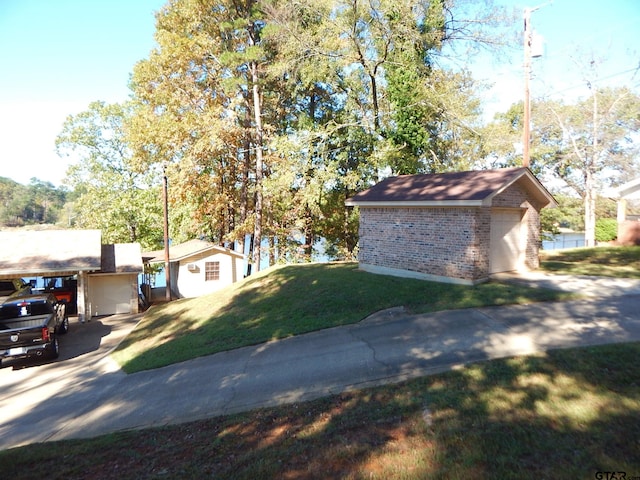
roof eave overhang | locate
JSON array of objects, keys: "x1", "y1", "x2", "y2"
[
  {"x1": 345, "y1": 200, "x2": 486, "y2": 208},
  {"x1": 90, "y1": 270, "x2": 142, "y2": 276},
  {"x1": 144, "y1": 247, "x2": 245, "y2": 264},
  {"x1": 612, "y1": 177, "x2": 640, "y2": 199},
  {"x1": 174, "y1": 247, "x2": 245, "y2": 262},
  {"x1": 0, "y1": 267, "x2": 97, "y2": 279}
]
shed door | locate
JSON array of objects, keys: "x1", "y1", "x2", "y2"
[
  {"x1": 490, "y1": 209, "x2": 524, "y2": 273},
  {"x1": 89, "y1": 275, "x2": 131, "y2": 316}
]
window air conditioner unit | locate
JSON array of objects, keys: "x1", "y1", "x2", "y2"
[{"x1": 187, "y1": 263, "x2": 198, "y2": 272}]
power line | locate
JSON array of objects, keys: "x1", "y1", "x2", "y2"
[{"x1": 536, "y1": 65, "x2": 640, "y2": 99}]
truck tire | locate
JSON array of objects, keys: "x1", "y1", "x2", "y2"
[
  {"x1": 57, "y1": 315, "x2": 69, "y2": 335},
  {"x1": 49, "y1": 337, "x2": 60, "y2": 359}
]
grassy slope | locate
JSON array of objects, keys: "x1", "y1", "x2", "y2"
[
  {"x1": 113, "y1": 262, "x2": 573, "y2": 373},
  {"x1": 3, "y1": 342, "x2": 639, "y2": 479},
  {"x1": 1, "y1": 247, "x2": 639, "y2": 477}
]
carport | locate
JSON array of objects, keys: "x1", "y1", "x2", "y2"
[
  {"x1": 0, "y1": 229, "x2": 142, "y2": 321},
  {"x1": 0, "y1": 229, "x2": 101, "y2": 322}
]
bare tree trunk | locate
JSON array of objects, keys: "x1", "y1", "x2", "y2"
[
  {"x1": 584, "y1": 169, "x2": 596, "y2": 247},
  {"x1": 584, "y1": 88, "x2": 599, "y2": 247},
  {"x1": 269, "y1": 235, "x2": 276, "y2": 265}
]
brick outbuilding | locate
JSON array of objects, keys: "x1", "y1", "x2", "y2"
[{"x1": 345, "y1": 167, "x2": 557, "y2": 285}]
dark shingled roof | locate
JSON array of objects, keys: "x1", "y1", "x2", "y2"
[{"x1": 345, "y1": 167, "x2": 556, "y2": 207}]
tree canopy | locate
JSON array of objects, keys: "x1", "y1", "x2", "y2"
[
  {"x1": 55, "y1": 101, "x2": 164, "y2": 249},
  {"x1": 483, "y1": 83, "x2": 640, "y2": 245},
  {"x1": 120, "y1": 0, "x2": 506, "y2": 270},
  {"x1": 0, "y1": 177, "x2": 67, "y2": 227}
]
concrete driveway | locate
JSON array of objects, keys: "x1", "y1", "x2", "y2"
[
  {"x1": 0, "y1": 275, "x2": 639, "y2": 451},
  {"x1": 0, "y1": 314, "x2": 140, "y2": 448}
]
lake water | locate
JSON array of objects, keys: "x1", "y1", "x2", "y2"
[{"x1": 541, "y1": 232, "x2": 585, "y2": 251}]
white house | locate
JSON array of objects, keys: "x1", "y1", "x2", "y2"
[{"x1": 143, "y1": 239, "x2": 245, "y2": 299}]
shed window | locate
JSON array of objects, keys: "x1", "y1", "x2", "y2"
[{"x1": 205, "y1": 261, "x2": 220, "y2": 281}]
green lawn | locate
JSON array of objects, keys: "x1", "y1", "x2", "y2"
[
  {"x1": 113, "y1": 262, "x2": 573, "y2": 373},
  {"x1": 2, "y1": 247, "x2": 638, "y2": 477},
  {"x1": 541, "y1": 245, "x2": 640, "y2": 278},
  {"x1": 3, "y1": 342, "x2": 639, "y2": 479}
]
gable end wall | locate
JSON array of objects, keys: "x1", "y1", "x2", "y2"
[
  {"x1": 491, "y1": 182, "x2": 542, "y2": 270},
  {"x1": 174, "y1": 250, "x2": 241, "y2": 298}
]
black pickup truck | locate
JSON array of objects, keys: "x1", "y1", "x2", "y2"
[{"x1": 0, "y1": 294, "x2": 69, "y2": 363}]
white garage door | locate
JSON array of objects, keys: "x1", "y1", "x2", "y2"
[
  {"x1": 490, "y1": 209, "x2": 524, "y2": 274},
  {"x1": 89, "y1": 275, "x2": 132, "y2": 316}
]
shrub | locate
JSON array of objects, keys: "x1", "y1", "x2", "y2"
[{"x1": 595, "y1": 218, "x2": 618, "y2": 242}]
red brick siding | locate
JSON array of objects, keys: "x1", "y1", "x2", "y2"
[
  {"x1": 357, "y1": 182, "x2": 544, "y2": 281},
  {"x1": 618, "y1": 220, "x2": 640, "y2": 246},
  {"x1": 358, "y1": 207, "x2": 491, "y2": 281}
]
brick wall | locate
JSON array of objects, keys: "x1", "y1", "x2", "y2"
[
  {"x1": 618, "y1": 220, "x2": 640, "y2": 246},
  {"x1": 358, "y1": 182, "x2": 544, "y2": 282},
  {"x1": 359, "y1": 206, "x2": 490, "y2": 281}
]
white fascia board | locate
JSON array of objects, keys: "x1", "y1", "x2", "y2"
[
  {"x1": 173, "y1": 246, "x2": 245, "y2": 263},
  {"x1": 0, "y1": 268, "x2": 96, "y2": 277},
  {"x1": 615, "y1": 177, "x2": 640, "y2": 199}
]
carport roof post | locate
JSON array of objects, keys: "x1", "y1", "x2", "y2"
[{"x1": 0, "y1": 229, "x2": 102, "y2": 279}]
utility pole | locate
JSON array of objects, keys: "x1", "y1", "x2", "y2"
[
  {"x1": 523, "y1": 3, "x2": 549, "y2": 168},
  {"x1": 162, "y1": 163, "x2": 172, "y2": 302},
  {"x1": 523, "y1": 7, "x2": 533, "y2": 168}
]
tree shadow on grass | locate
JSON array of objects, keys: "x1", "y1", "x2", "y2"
[
  {"x1": 5, "y1": 343, "x2": 637, "y2": 480},
  {"x1": 208, "y1": 344, "x2": 640, "y2": 479}
]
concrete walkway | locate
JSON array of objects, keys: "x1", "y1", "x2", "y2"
[
  {"x1": 492, "y1": 271, "x2": 640, "y2": 297},
  {"x1": 1, "y1": 274, "x2": 639, "y2": 450}
]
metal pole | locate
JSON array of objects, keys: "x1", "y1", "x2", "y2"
[{"x1": 163, "y1": 165, "x2": 171, "y2": 302}]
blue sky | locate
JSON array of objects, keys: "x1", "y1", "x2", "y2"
[
  {"x1": 0, "y1": 0, "x2": 165, "y2": 186},
  {"x1": 0, "y1": 0, "x2": 638, "y2": 187},
  {"x1": 475, "y1": 0, "x2": 640, "y2": 119}
]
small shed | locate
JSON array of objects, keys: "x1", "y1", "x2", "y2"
[
  {"x1": 345, "y1": 167, "x2": 557, "y2": 285},
  {"x1": 143, "y1": 239, "x2": 245, "y2": 299}
]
